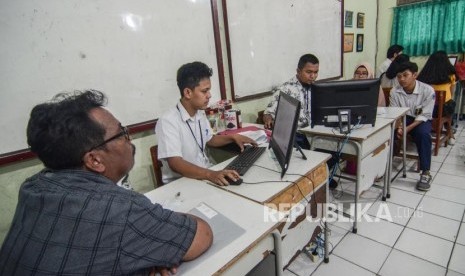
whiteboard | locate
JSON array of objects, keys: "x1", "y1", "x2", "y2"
[
  {"x1": 224, "y1": 0, "x2": 343, "y2": 99},
  {"x1": 0, "y1": 0, "x2": 221, "y2": 154}
]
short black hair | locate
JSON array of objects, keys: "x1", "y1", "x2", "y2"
[
  {"x1": 385, "y1": 54, "x2": 410, "y2": 79},
  {"x1": 396, "y1": 61, "x2": 418, "y2": 74},
  {"x1": 176, "y1": 61, "x2": 213, "y2": 97},
  {"x1": 387, "y1": 44, "x2": 404, "y2": 59},
  {"x1": 27, "y1": 90, "x2": 107, "y2": 169},
  {"x1": 297, "y1": 54, "x2": 319, "y2": 70}
]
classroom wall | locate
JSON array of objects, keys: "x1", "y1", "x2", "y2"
[
  {"x1": 0, "y1": 0, "x2": 396, "y2": 244},
  {"x1": 343, "y1": 0, "x2": 378, "y2": 79}
]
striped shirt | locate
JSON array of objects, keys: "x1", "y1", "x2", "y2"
[{"x1": 0, "y1": 169, "x2": 196, "y2": 275}]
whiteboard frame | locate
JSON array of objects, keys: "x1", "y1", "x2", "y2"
[
  {"x1": 0, "y1": 0, "x2": 226, "y2": 164},
  {"x1": 223, "y1": 0, "x2": 344, "y2": 102}
]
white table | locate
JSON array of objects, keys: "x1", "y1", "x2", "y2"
[
  {"x1": 210, "y1": 149, "x2": 331, "y2": 267},
  {"x1": 145, "y1": 178, "x2": 283, "y2": 275},
  {"x1": 300, "y1": 117, "x2": 393, "y2": 233},
  {"x1": 377, "y1": 107, "x2": 409, "y2": 198}
]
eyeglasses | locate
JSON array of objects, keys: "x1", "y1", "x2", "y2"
[
  {"x1": 90, "y1": 125, "x2": 130, "y2": 151},
  {"x1": 354, "y1": 71, "x2": 369, "y2": 76}
]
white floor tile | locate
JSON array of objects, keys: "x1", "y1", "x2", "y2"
[
  {"x1": 327, "y1": 225, "x2": 349, "y2": 252},
  {"x1": 457, "y1": 223, "x2": 465, "y2": 246},
  {"x1": 406, "y1": 211, "x2": 461, "y2": 242},
  {"x1": 430, "y1": 161, "x2": 443, "y2": 172},
  {"x1": 356, "y1": 215, "x2": 404, "y2": 247},
  {"x1": 283, "y1": 269, "x2": 298, "y2": 276},
  {"x1": 447, "y1": 270, "x2": 465, "y2": 276},
  {"x1": 332, "y1": 233, "x2": 391, "y2": 273},
  {"x1": 395, "y1": 228, "x2": 454, "y2": 267},
  {"x1": 439, "y1": 163, "x2": 465, "y2": 177},
  {"x1": 428, "y1": 184, "x2": 465, "y2": 205},
  {"x1": 433, "y1": 172, "x2": 465, "y2": 190},
  {"x1": 387, "y1": 188, "x2": 424, "y2": 209},
  {"x1": 444, "y1": 154, "x2": 465, "y2": 165},
  {"x1": 312, "y1": 254, "x2": 375, "y2": 276},
  {"x1": 389, "y1": 175, "x2": 424, "y2": 194},
  {"x1": 418, "y1": 195, "x2": 465, "y2": 221},
  {"x1": 449, "y1": 244, "x2": 465, "y2": 274},
  {"x1": 432, "y1": 152, "x2": 448, "y2": 163},
  {"x1": 368, "y1": 201, "x2": 414, "y2": 226},
  {"x1": 379, "y1": 249, "x2": 446, "y2": 276},
  {"x1": 285, "y1": 252, "x2": 319, "y2": 276}
]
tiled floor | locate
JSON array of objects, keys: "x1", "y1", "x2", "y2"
[{"x1": 285, "y1": 121, "x2": 465, "y2": 276}]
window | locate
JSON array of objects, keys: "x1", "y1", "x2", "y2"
[{"x1": 391, "y1": 0, "x2": 465, "y2": 56}]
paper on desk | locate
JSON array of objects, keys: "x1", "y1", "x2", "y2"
[{"x1": 238, "y1": 130, "x2": 268, "y2": 145}]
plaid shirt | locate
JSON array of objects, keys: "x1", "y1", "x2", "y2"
[
  {"x1": 0, "y1": 169, "x2": 196, "y2": 275},
  {"x1": 264, "y1": 76, "x2": 311, "y2": 128}
]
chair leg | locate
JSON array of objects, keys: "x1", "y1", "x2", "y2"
[{"x1": 433, "y1": 133, "x2": 440, "y2": 156}]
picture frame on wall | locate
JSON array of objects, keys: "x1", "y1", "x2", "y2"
[
  {"x1": 356, "y1": 34, "x2": 364, "y2": 52},
  {"x1": 344, "y1": 10, "x2": 353, "y2": 27},
  {"x1": 344, "y1": 33, "x2": 354, "y2": 53},
  {"x1": 357, "y1": 13, "x2": 365, "y2": 28}
]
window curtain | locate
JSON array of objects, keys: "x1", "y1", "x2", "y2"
[{"x1": 391, "y1": 0, "x2": 465, "y2": 56}]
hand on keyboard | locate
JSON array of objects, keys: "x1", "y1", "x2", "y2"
[
  {"x1": 206, "y1": 169, "x2": 241, "y2": 186},
  {"x1": 231, "y1": 134, "x2": 258, "y2": 152}
]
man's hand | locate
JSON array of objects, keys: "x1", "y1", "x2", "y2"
[
  {"x1": 231, "y1": 134, "x2": 258, "y2": 152},
  {"x1": 396, "y1": 127, "x2": 403, "y2": 139},
  {"x1": 263, "y1": 114, "x2": 274, "y2": 129},
  {"x1": 206, "y1": 169, "x2": 241, "y2": 186}
]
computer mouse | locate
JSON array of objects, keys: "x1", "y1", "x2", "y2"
[{"x1": 226, "y1": 176, "x2": 243, "y2": 185}]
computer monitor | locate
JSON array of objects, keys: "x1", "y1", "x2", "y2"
[
  {"x1": 269, "y1": 92, "x2": 301, "y2": 178},
  {"x1": 310, "y1": 79, "x2": 380, "y2": 129}
]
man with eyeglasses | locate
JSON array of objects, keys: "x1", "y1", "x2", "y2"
[{"x1": 0, "y1": 90, "x2": 213, "y2": 275}]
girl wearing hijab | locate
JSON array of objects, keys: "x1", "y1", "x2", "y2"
[{"x1": 353, "y1": 62, "x2": 386, "y2": 107}]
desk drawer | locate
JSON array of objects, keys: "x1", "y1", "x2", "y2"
[{"x1": 266, "y1": 163, "x2": 327, "y2": 211}]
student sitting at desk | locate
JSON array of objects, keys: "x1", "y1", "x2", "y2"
[
  {"x1": 389, "y1": 61, "x2": 435, "y2": 191},
  {"x1": 262, "y1": 54, "x2": 338, "y2": 188},
  {"x1": 263, "y1": 53, "x2": 319, "y2": 149},
  {"x1": 353, "y1": 62, "x2": 386, "y2": 107},
  {"x1": 156, "y1": 61, "x2": 256, "y2": 185},
  {"x1": 0, "y1": 90, "x2": 213, "y2": 275}
]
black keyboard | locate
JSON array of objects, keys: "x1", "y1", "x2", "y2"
[{"x1": 224, "y1": 146, "x2": 266, "y2": 176}]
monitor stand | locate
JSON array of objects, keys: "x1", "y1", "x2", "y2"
[{"x1": 294, "y1": 141, "x2": 307, "y2": 160}]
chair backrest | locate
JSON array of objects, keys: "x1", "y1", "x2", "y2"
[
  {"x1": 434, "y1": 90, "x2": 446, "y2": 118},
  {"x1": 149, "y1": 145, "x2": 163, "y2": 188},
  {"x1": 382, "y1": 87, "x2": 392, "y2": 106},
  {"x1": 256, "y1": 110, "x2": 265, "y2": 124}
]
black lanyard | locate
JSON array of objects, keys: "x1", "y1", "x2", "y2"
[{"x1": 176, "y1": 105, "x2": 204, "y2": 154}]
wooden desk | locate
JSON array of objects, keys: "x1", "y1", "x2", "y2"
[
  {"x1": 145, "y1": 179, "x2": 282, "y2": 275},
  {"x1": 300, "y1": 117, "x2": 393, "y2": 233},
  {"x1": 210, "y1": 149, "x2": 331, "y2": 267},
  {"x1": 377, "y1": 107, "x2": 409, "y2": 199}
]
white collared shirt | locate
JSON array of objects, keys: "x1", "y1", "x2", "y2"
[
  {"x1": 389, "y1": 80, "x2": 435, "y2": 122},
  {"x1": 155, "y1": 102, "x2": 214, "y2": 183}
]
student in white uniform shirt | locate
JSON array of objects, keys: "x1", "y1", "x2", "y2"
[
  {"x1": 389, "y1": 61, "x2": 435, "y2": 191},
  {"x1": 377, "y1": 44, "x2": 404, "y2": 78},
  {"x1": 156, "y1": 61, "x2": 256, "y2": 185}
]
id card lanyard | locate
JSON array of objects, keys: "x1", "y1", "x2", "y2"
[{"x1": 176, "y1": 105, "x2": 206, "y2": 158}]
